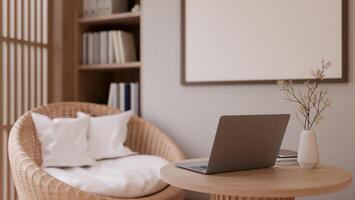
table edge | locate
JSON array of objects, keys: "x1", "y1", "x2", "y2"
[{"x1": 160, "y1": 163, "x2": 353, "y2": 197}]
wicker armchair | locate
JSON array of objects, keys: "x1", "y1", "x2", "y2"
[{"x1": 8, "y1": 102, "x2": 185, "y2": 200}]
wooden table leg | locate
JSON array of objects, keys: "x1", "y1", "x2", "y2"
[{"x1": 211, "y1": 194, "x2": 295, "y2": 200}]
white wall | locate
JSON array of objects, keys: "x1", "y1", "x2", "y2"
[{"x1": 142, "y1": 0, "x2": 355, "y2": 199}]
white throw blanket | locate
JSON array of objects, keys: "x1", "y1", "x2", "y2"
[{"x1": 45, "y1": 155, "x2": 169, "y2": 198}]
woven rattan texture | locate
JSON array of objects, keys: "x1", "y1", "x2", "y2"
[{"x1": 8, "y1": 102, "x2": 185, "y2": 200}]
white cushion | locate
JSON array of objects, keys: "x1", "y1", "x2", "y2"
[
  {"x1": 77, "y1": 111, "x2": 135, "y2": 160},
  {"x1": 31, "y1": 113, "x2": 96, "y2": 167},
  {"x1": 45, "y1": 155, "x2": 169, "y2": 198}
]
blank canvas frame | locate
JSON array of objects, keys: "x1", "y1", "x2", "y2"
[{"x1": 182, "y1": 0, "x2": 347, "y2": 84}]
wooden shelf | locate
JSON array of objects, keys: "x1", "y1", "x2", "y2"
[
  {"x1": 78, "y1": 62, "x2": 141, "y2": 70},
  {"x1": 78, "y1": 12, "x2": 140, "y2": 26}
]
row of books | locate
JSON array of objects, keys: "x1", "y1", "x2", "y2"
[
  {"x1": 108, "y1": 82, "x2": 139, "y2": 114},
  {"x1": 83, "y1": 0, "x2": 128, "y2": 17},
  {"x1": 82, "y1": 30, "x2": 137, "y2": 65}
]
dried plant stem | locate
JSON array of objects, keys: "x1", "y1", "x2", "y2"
[{"x1": 277, "y1": 59, "x2": 331, "y2": 131}]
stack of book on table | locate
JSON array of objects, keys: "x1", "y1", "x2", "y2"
[
  {"x1": 82, "y1": 30, "x2": 137, "y2": 65},
  {"x1": 107, "y1": 82, "x2": 139, "y2": 115},
  {"x1": 276, "y1": 149, "x2": 298, "y2": 166}
]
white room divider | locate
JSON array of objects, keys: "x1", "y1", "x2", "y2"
[{"x1": 0, "y1": 0, "x2": 49, "y2": 199}]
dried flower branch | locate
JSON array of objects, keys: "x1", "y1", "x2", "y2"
[{"x1": 277, "y1": 59, "x2": 331, "y2": 130}]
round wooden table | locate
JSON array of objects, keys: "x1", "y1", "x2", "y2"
[{"x1": 160, "y1": 159, "x2": 352, "y2": 200}]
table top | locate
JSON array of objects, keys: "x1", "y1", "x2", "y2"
[{"x1": 160, "y1": 158, "x2": 352, "y2": 197}]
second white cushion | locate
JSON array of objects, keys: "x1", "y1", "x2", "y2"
[{"x1": 77, "y1": 111, "x2": 135, "y2": 160}]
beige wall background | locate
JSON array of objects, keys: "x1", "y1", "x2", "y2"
[{"x1": 142, "y1": 0, "x2": 355, "y2": 199}]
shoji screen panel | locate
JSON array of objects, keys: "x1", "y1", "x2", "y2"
[{"x1": 0, "y1": 0, "x2": 50, "y2": 199}]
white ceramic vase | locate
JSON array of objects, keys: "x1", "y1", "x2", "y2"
[{"x1": 297, "y1": 130, "x2": 319, "y2": 169}]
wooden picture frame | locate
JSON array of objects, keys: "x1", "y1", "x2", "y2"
[{"x1": 181, "y1": 0, "x2": 348, "y2": 85}]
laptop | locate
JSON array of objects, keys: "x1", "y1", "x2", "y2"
[{"x1": 176, "y1": 114, "x2": 290, "y2": 174}]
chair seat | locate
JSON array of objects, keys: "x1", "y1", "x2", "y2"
[{"x1": 45, "y1": 155, "x2": 169, "y2": 198}]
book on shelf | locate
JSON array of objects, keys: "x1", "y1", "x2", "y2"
[
  {"x1": 82, "y1": 30, "x2": 137, "y2": 65},
  {"x1": 83, "y1": 0, "x2": 129, "y2": 17},
  {"x1": 117, "y1": 31, "x2": 137, "y2": 63},
  {"x1": 82, "y1": 33, "x2": 88, "y2": 64},
  {"x1": 108, "y1": 82, "x2": 139, "y2": 114},
  {"x1": 130, "y1": 83, "x2": 139, "y2": 115},
  {"x1": 119, "y1": 83, "x2": 125, "y2": 111},
  {"x1": 104, "y1": 0, "x2": 128, "y2": 15},
  {"x1": 88, "y1": 33, "x2": 93, "y2": 64},
  {"x1": 83, "y1": 0, "x2": 95, "y2": 17},
  {"x1": 83, "y1": 0, "x2": 90, "y2": 17},
  {"x1": 124, "y1": 83, "x2": 131, "y2": 111},
  {"x1": 108, "y1": 31, "x2": 114, "y2": 64},
  {"x1": 108, "y1": 83, "x2": 119, "y2": 108},
  {"x1": 95, "y1": 32, "x2": 100, "y2": 64},
  {"x1": 112, "y1": 31, "x2": 122, "y2": 63},
  {"x1": 100, "y1": 31, "x2": 108, "y2": 64}
]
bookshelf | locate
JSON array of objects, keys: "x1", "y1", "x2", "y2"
[{"x1": 73, "y1": 1, "x2": 141, "y2": 108}]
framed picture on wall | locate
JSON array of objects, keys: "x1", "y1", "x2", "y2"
[{"x1": 181, "y1": 0, "x2": 347, "y2": 84}]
